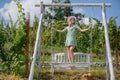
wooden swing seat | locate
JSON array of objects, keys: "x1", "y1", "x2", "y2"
[{"x1": 51, "y1": 52, "x2": 90, "y2": 70}]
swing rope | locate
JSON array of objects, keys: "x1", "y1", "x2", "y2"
[
  {"x1": 90, "y1": 20, "x2": 92, "y2": 54},
  {"x1": 89, "y1": 9, "x2": 93, "y2": 55},
  {"x1": 50, "y1": 1, "x2": 54, "y2": 77},
  {"x1": 88, "y1": 6, "x2": 94, "y2": 72},
  {"x1": 51, "y1": 0, "x2": 55, "y2": 55}
]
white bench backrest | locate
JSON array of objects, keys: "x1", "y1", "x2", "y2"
[{"x1": 52, "y1": 52, "x2": 90, "y2": 63}]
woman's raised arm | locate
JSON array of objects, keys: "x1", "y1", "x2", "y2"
[
  {"x1": 79, "y1": 26, "x2": 91, "y2": 32},
  {"x1": 51, "y1": 27, "x2": 66, "y2": 33}
]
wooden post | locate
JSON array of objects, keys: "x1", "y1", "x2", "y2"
[
  {"x1": 35, "y1": 3, "x2": 111, "y2": 7},
  {"x1": 28, "y1": 2, "x2": 45, "y2": 80},
  {"x1": 25, "y1": 12, "x2": 30, "y2": 76},
  {"x1": 31, "y1": 21, "x2": 36, "y2": 56},
  {"x1": 101, "y1": 3, "x2": 115, "y2": 80},
  {"x1": 115, "y1": 27, "x2": 118, "y2": 69}
]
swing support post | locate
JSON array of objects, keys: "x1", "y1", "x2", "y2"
[
  {"x1": 28, "y1": 2, "x2": 115, "y2": 80},
  {"x1": 102, "y1": 3, "x2": 115, "y2": 80},
  {"x1": 28, "y1": 2, "x2": 45, "y2": 80}
]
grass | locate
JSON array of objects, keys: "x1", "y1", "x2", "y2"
[
  {"x1": 0, "y1": 73, "x2": 27, "y2": 80},
  {"x1": 35, "y1": 68, "x2": 118, "y2": 80},
  {"x1": 91, "y1": 57, "x2": 106, "y2": 62},
  {"x1": 0, "y1": 45, "x2": 120, "y2": 80},
  {"x1": 42, "y1": 45, "x2": 66, "y2": 53},
  {"x1": 0, "y1": 61, "x2": 120, "y2": 80},
  {"x1": 0, "y1": 68, "x2": 120, "y2": 80}
]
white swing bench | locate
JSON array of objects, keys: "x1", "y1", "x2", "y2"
[{"x1": 51, "y1": 52, "x2": 91, "y2": 70}]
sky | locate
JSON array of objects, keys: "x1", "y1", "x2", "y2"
[
  {"x1": 0, "y1": 0, "x2": 120, "y2": 26},
  {"x1": 71, "y1": 0, "x2": 120, "y2": 26}
]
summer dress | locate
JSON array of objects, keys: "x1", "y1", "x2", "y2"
[{"x1": 64, "y1": 25, "x2": 80, "y2": 46}]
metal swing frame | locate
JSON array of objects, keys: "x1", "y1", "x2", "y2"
[{"x1": 28, "y1": 2, "x2": 115, "y2": 80}]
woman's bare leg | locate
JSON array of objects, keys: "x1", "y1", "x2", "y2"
[
  {"x1": 69, "y1": 46, "x2": 75, "y2": 63},
  {"x1": 66, "y1": 46, "x2": 71, "y2": 62}
]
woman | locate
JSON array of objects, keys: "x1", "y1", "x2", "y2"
[{"x1": 52, "y1": 16, "x2": 91, "y2": 63}]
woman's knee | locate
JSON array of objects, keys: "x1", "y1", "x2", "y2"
[
  {"x1": 70, "y1": 46, "x2": 75, "y2": 52},
  {"x1": 66, "y1": 47, "x2": 70, "y2": 50}
]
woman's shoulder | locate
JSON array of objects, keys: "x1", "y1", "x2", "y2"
[
  {"x1": 73, "y1": 25, "x2": 79, "y2": 28},
  {"x1": 74, "y1": 25, "x2": 80, "y2": 29},
  {"x1": 74, "y1": 24, "x2": 79, "y2": 27},
  {"x1": 65, "y1": 26, "x2": 69, "y2": 29}
]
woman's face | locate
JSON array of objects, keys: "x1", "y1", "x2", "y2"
[{"x1": 69, "y1": 18, "x2": 75, "y2": 25}]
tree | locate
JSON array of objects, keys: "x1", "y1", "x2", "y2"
[
  {"x1": 108, "y1": 17, "x2": 118, "y2": 69},
  {"x1": 44, "y1": 0, "x2": 73, "y2": 21},
  {"x1": 0, "y1": 16, "x2": 26, "y2": 74},
  {"x1": 63, "y1": 0, "x2": 73, "y2": 17},
  {"x1": 0, "y1": 0, "x2": 27, "y2": 74}
]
